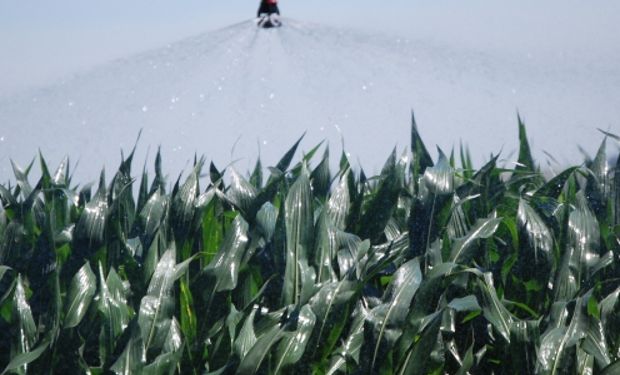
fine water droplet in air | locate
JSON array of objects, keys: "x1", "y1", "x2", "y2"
[
  {"x1": 68, "y1": 101, "x2": 74, "y2": 107},
  {"x1": 0, "y1": 136, "x2": 5, "y2": 142},
  {"x1": 269, "y1": 93, "x2": 275, "y2": 100},
  {"x1": 142, "y1": 106, "x2": 149, "y2": 112}
]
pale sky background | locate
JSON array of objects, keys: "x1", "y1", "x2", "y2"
[
  {"x1": 0, "y1": 1, "x2": 619, "y2": 182},
  {"x1": 2, "y1": 1, "x2": 620, "y2": 96}
]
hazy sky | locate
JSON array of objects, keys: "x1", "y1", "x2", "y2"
[{"x1": 1, "y1": 1, "x2": 619, "y2": 95}]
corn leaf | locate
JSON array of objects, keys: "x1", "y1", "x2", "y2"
[
  {"x1": 273, "y1": 304, "x2": 317, "y2": 372},
  {"x1": 368, "y1": 258, "x2": 423, "y2": 370},
  {"x1": 64, "y1": 262, "x2": 96, "y2": 328},
  {"x1": 283, "y1": 166, "x2": 314, "y2": 305},
  {"x1": 204, "y1": 215, "x2": 249, "y2": 292}
]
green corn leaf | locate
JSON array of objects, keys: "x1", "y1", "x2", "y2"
[
  {"x1": 454, "y1": 341, "x2": 476, "y2": 375},
  {"x1": 327, "y1": 169, "x2": 351, "y2": 231},
  {"x1": 0, "y1": 266, "x2": 13, "y2": 307},
  {"x1": 97, "y1": 262, "x2": 131, "y2": 363},
  {"x1": 136, "y1": 165, "x2": 149, "y2": 216},
  {"x1": 599, "y1": 287, "x2": 620, "y2": 332},
  {"x1": 14, "y1": 275, "x2": 37, "y2": 357},
  {"x1": 326, "y1": 303, "x2": 368, "y2": 375},
  {"x1": 10, "y1": 159, "x2": 35, "y2": 200},
  {"x1": 1, "y1": 339, "x2": 49, "y2": 375},
  {"x1": 250, "y1": 158, "x2": 263, "y2": 189},
  {"x1": 227, "y1": 168, "x2": 258, "y2": 216},
  {"x1": 369, "y1": 258, "x2": 423, "y2": 370},
  {"x1": 74, "y1": 178, "x2": 108, "y2": 245},
  {"x1": 64, "y1": 262, "x2": 96, "y2": 328},
  {"x1": 148, "y1": 147, "x2": 166, "y2": 195},
  {"x1": 536, "y1": 296, "x2": 588, "y2": 375},
  {"x1": 0, "y1": 265, "x2": 11, "y2": 283},
  {"x1": 589, "y1": 138, "x2": 609, "y2": 184},
  {"x1": 359, "y1": 149, "x2": 404, "y2": 243},
  {"x1": 515, "y1": 115, "x2": 536, "y2": 173},
  {"x1": 52, "y1": 156, "x2": 69, "y2": 187},
  {"x1": 273, "y1": 133, "x2": 304, "y2": 175},
  {"x1": 397, "y1": 311, "x2": 442, "y2": 375},
  {"x1": 111, "y1": 327, "x2": 145, "y2": 375},
  {"x1": 309, "y1": 278, "x2": 358, "y2": 357},
  {"x1": 273, "y1": 305, "x2": 317, "y2": 372},
  {"x1": 335, "y1": 232, "x2": 366, "y2": 278},
  {"x1": 449, "y1": 213, "x2": 502, "y2": 265},
  {"x1": 423, "y1": 149, "x2": 454, "y2": 195},
  {"x1": 410, "y1": 111, "x2": 434, "y2": 177},
  {"x1": 476, "y1": 272, "x2": 515, "y2": 343},
  {"x1": 517, "y1": 198, "x2": 553, "y2": 264},
  {"x1": 201, "y1": 196, "x2": 224, "y2": 266},
  {"x1": 170, "y1": 159, "x2": 203, "y2": 242},
  {"x1": 138, "y1": 247, "x2": 191, "y2": 353},
  {"x1": 143, "y1": 318, "x2": 183, "y2": 374},
  {"x1": 139, "y1": 188, "x2": 167, "y2": 242},
  {"x1": 554, "y1": 192, "x2": 601, "y2": 302},
  {"x1": 143, "y1": 351, "x2": 182, "y2": 375},
  {"x1": 314, "y1": 209, "x2": 338, "y2": 283},
  {"x1": 256, "y1": 202, "x2": 278, "y2": 242},
  {"x1": 237, "y1": 324, "x2": 284, "y2": 375},
  {"x1": 534, "y1": 167, "x2": 578, "y2": 199},
  {"x1": 581, "y1": 315, "x2": 611, "y2": 369},
  {"x1": 446, "y1": 194, "x2": 477, "y2": 240},
  {"x1": 298, "y1": 257, "x2": 318, "y2": 306},
  {"x1": 614, "y1": 153, "x2": 620, "y2": 226},
  {"x1": 209, "y1": 161, "x2": 224, "y2": 188},
  {"x1": 448, "y1": 295, "x2": 481, "y2": 312},
  {"x1": 178, "y1": 277, "x2": 196, "y2": 346},
  {"x1": 311, "y1": 147, "x2": 331, "y2": 198},
  {"x1": 204, "y1": 215, "x2": 249, "y2": 292},
  {"x1": 234, "y1": 308, "x2": 258, "y2": 360},
  {"x1": 283, "y1": 165, "x2": 314, "y2": 305}
]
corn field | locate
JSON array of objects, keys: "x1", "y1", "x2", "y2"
[{"x1": 0, "y1": 116, "x2": 619, "y2": 374}]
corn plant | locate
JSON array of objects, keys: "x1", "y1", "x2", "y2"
[{"x1": 0, "y1": 115, "x2": 619, "y2": 374}]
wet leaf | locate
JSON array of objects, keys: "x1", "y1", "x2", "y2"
[
  {"x1": 368, "y1": 258, "x2": 423, "y2": 370},
  {"x1": 237, "y1": 324, "x2": 283, "y2": 375},
  {"x1": 1, "y1": 340, "x2": 49, "y2": 375},
  {"x1": 283, "y1": 166, "x2": 314, "y2": 305},
  {"x1": 477, "y1": 272, "x2": 515, "y2": 343},
  {"x1": 14, "y1": 275, "x2": 37, "y2": 356},
  {"x1": 204, "y1": 215, "x2": 249, "y2": 292},
  {"x1": 227, "y1": 168, "x2": 258, "y2": 216},
  {"x1": 64, "y1": 262, "x2": 96, "y2": 328},
  {"x1": 554, "y1": 192, "x2": 602, "y2": 302},
  {"x1": 449, "y1": 213, "x2": 502, "y2": 264},
  {"x1": 518, "y1": 198, "x2": 553, "y2": 264},
  {"x1": 274, "y1": 305, "x2": 317, "y2": 372},
  {"x1": 74, "y1": 179, "x2": 108, "y2": 245}
]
